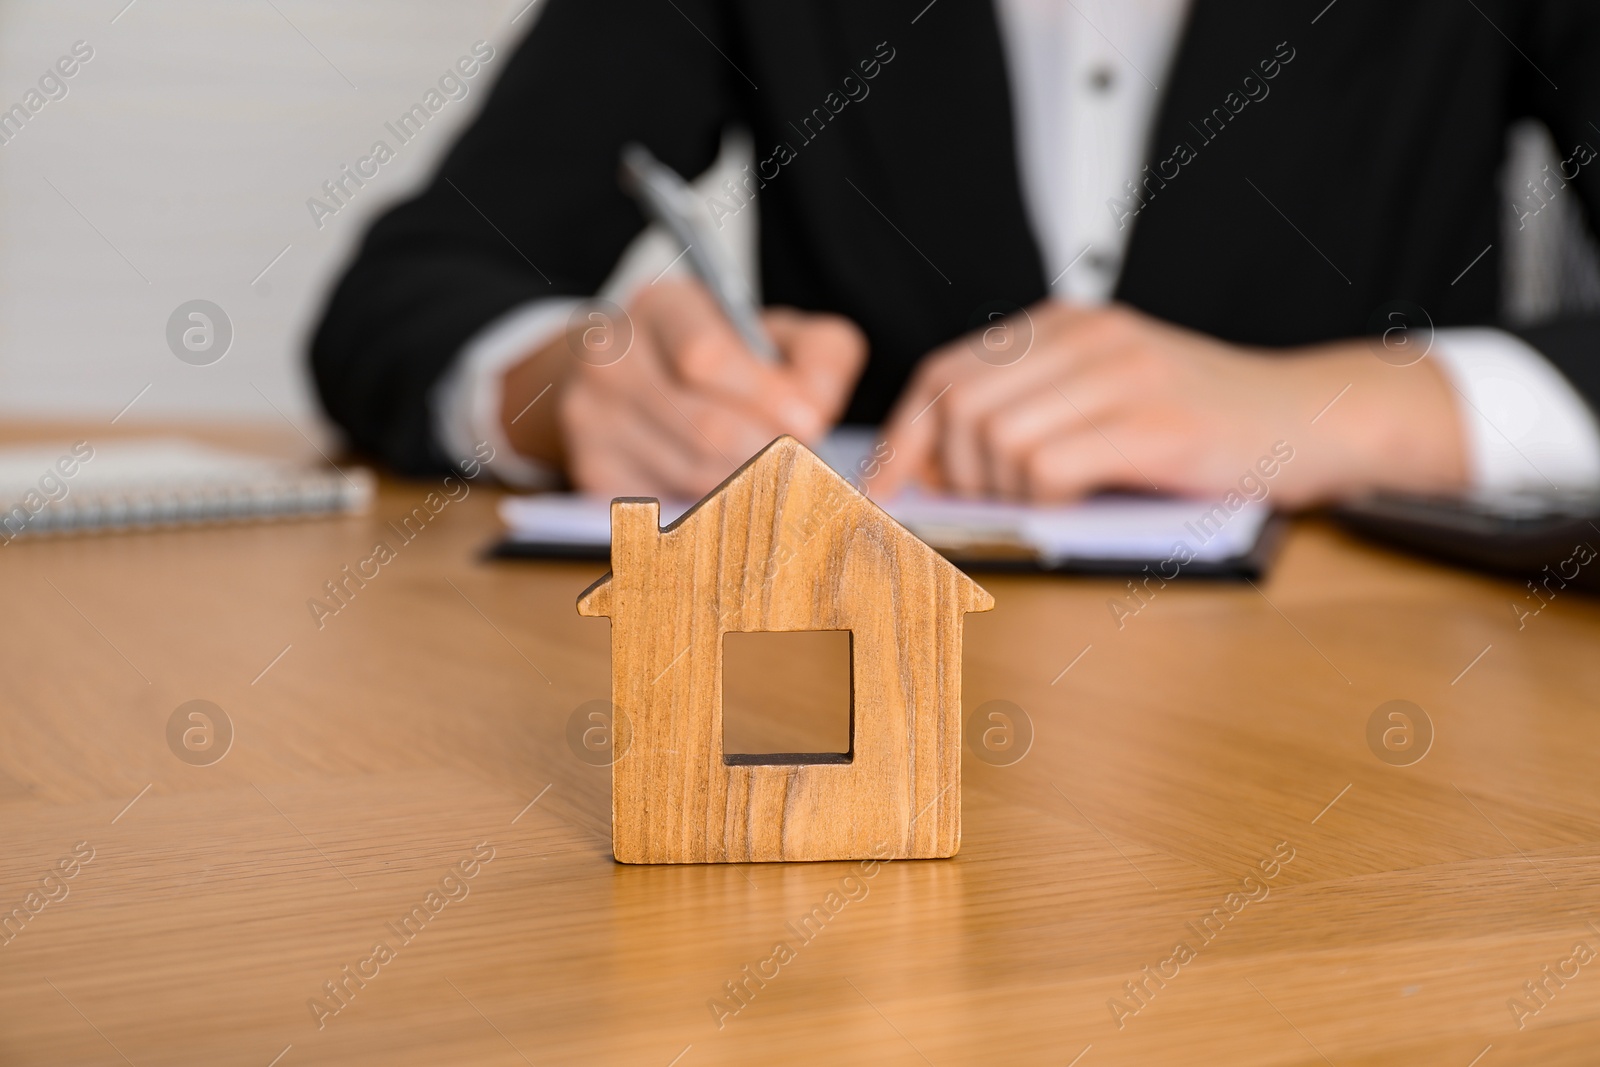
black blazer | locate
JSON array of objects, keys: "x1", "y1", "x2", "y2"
[{"x1": 311, "y1": 0, "x2": 1600, "y2": 475}]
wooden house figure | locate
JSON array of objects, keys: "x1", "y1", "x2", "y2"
[{"x1": 577, "y1": 435, "x2": 993, "y2": 863}]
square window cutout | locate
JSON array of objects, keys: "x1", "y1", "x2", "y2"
[{"x1": 722, "y1": 630, "x2": 852, "y2": 765}]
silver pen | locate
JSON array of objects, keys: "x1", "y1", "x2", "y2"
[{"x1": 618, "y1": 142, "x2": 779, "y2": 364}]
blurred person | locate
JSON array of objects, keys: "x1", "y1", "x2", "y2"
[{"x1": 312, "y1": 0, "x2": 1600, "y2": 505}]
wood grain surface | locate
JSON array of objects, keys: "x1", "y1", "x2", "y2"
[
  {"x1": 578, "y1": 437, "x2": 992, "y2": 864},
  {"x1": 1, "y1": 423, "x2": 1598, "y2": 1066}
]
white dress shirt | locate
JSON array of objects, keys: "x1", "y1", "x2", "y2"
[{"x1": 434, "y1": 0, "x2": 1600, "y2": 494}]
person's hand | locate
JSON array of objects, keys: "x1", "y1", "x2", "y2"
[
  {"x1": 875, "y1": 301, "x2": 1467, "y2": 506},
  {"x1": 499, "y1": 278, "x2": 866, "y2": 497}
]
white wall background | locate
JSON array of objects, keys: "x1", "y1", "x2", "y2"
[{"x1": 0, "y1": 0, "x2": 539, "y2": 427}]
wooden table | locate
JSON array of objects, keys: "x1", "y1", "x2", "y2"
[{"x1": 2, "y1": 424, "x2": 1598, "y2": 1066}]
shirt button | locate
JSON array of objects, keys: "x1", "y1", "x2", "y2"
[
  {"x1": 1086, "y1": 252, "x2": 1119, "y2": 274},
  {"x1": 1088, "y1": 66, "x2": 1116, "y2": 92}
]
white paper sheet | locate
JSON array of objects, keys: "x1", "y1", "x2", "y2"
[{"x1": 497, "y1": 429, "x2": 1271, "y2": 565}]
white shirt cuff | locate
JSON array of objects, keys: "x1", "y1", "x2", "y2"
[
  {"x1": 1430, "y1": 327, "x2": 1600, "y2": 494},
  {"x1": 430, "y1": 299, "x2": 581, "y2": 488}
]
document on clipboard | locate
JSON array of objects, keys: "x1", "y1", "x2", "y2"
[{"x1": 489, "y1": 429, "x2": 1281, "y2": 578}]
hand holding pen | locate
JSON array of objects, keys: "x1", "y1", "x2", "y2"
[{"x1": 495, "y1": 146, "x2": 866, "y2": 499}]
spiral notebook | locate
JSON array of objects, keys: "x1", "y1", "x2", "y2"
[{"x1": 0, "y1": 438, "x2": 373, "y2": 541}]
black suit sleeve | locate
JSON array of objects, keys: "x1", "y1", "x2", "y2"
[
  {"x1": 1509, "y1": 3, "x2": 1600, "y2": 411},
  {"x1": 310, "y1": 0, "x2": 738, "y2": 473}
]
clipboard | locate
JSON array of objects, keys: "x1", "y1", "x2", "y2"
[{"x1": 489, "y1": 483, "x2": 1283, "y2": 580}]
